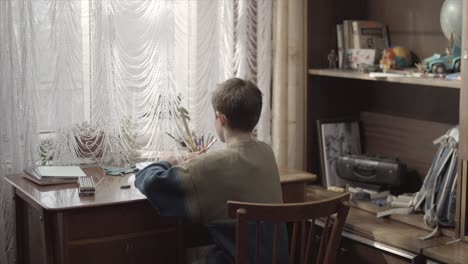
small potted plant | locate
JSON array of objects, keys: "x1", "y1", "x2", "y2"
[
  {"x1": 39, "y1": 138, "x2": 54, "y2": 166},
  {"x1": 74, "y1": 122, "x2": 104, "y2": 159}
]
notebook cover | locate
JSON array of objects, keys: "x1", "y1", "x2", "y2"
[
  {"x1": 23, "y1": 170, "x2": 78, "y2": 186},
  {"x1": 36, "y1": 166, "x2": 86, "y2": 178}
]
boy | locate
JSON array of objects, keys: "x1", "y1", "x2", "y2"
[{"x1": 135, "y1": 78, "x2": 287, "y2": 263}]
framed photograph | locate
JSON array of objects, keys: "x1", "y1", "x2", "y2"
[
  {"x1": 317, "y1": 118, "x2": 362, "y2": 188},
  {"x1": 344, "y1": 49, "x2": 376, "y2": 70}
]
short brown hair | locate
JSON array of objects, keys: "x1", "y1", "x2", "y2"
[{"x1": 211, "y1": 78, "x2": 262, "y2": 132}]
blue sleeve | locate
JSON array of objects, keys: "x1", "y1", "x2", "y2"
[{"x1": 135, "y1": 161, "x2": 190, "y2": 219}]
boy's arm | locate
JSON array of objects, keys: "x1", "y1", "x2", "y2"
[{"x1": 135, "y1": 161, "x2": 193, "y2": 220}]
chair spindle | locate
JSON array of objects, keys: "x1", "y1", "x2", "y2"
[{"x1": 289, "y1": 222, "x2": 298, "y2": 264}]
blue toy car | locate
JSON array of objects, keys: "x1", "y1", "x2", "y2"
[{"x1": 422, "y1": 46, "x2": 461, "y2": 74}]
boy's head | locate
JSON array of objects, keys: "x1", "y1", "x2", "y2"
[{"x1": 211, "y1": 78, "x2": 262, "y2": 142}]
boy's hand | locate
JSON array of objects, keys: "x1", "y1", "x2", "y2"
[
  {"x1": 160, "y1": 150, "x2": 206, "y2": 166},
  {"x1": 183, "y1": 151, "x2": 202, "y2": 162},
  {"x1": 160, "y1": 156, "x2": 179, "y2": 166}
]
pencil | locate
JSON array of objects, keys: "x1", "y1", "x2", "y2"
[
  {"x1": 165, "y1": 132, "x2": 177, "y2": 140},
  {"x1": 200, "y1": 138, "x2": 217, "y2": 153}
]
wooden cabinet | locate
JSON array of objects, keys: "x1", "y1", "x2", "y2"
[
  {"x1": 305, "y1": 0, "x2": 468, "y2": 261},
  {"x1": 306, "y1": 0, "x2": 463, "y2": 237},
  {"x1": 15, "y1": 198, "x2": 184, "y2": 264},
  {"x1": 60, "y1": 202, "x2": 182, "y2": 264}
]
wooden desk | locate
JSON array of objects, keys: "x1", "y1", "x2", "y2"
[
  {"x1": 6, "y1": 166, "x2": 315, "y2": 264},
  {"x1": 278, "y1": 167, "x2": 317, "y2": 202},
  {"x1": 306, "y1": 186, "x2": 454, "y2": 263}
]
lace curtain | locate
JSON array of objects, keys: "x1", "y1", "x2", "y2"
[{"x1": 0, "y1": 0, "x2": 272, "y2": 262}]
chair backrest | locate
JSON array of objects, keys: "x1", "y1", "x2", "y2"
[{"x1": 228, "y1": 193, "x2": 350, "y2": 264}]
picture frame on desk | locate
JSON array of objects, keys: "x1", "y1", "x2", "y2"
[{"x1": 317, "y1": 118, "x2": 362, "y2": 188}]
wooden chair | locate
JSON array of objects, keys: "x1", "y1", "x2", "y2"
[{"x1": 228, "y1": 193, "x2": 350, "y2": 264}]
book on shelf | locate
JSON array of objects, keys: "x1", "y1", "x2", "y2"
[
  {"x1": 339, "y1": 20, "x2": 389, "y2": 67},
  {"x1": 388, "y1": 194, "x2": 414, "y2": 208},
  {"x1": 343, "y1": 20, "x2": 353, "y2": 50},
  {"x1": 336, "y1": 24, "x2": 344, "y2": 69},
  {"x1": 23, "y1": 166, "x2": 86, "y2": 186},
  {"x1": 351, "y1": 20, "x2": 389, "y2": 51}
]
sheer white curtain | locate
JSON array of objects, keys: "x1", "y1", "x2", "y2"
[
  {"x1": 0, "y1": 1, "x2": 38, "y2": 262},
  {"x1": 0, "y1": 0, "x2": 272, "y2": 263}
]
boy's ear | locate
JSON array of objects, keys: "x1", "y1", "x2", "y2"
[{"x1": 218, "y1": 113, "x2": 228, "y2": 126}]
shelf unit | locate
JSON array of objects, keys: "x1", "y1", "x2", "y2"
[
  {"x1": 308, "y1": 68, "x2": 461, "y2": 89},
  {"x1": 305, "y1": 0, "x2": 468, "y2": 259}
]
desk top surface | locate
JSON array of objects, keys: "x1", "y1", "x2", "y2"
[
  {"x1": 423, "y1": 241, "x2": 468, "y2": 264},
  {"x1": 5, "y1": 166, "x2": 316, "y2": 211},
  {"x1": 306, "y1": 186, "x2": 454, "y2": 255},
  {"x1": 343, "y1": 205, "x2": 453, "y2": 254}
]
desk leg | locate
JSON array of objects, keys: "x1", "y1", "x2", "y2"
[
  {"x1": 14, "y1": 188, "x2": 25, "y2": 264},
  {"x1": 15, "y1": 189, "x2": 55, "y2": 264},
  {"x1": 39, "y1": 209, "x2": 54, "y2": 264}
]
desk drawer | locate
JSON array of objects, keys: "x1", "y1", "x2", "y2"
[
  {"x1": 69, "y1": 240, "x2": 127, "y2": 264},
  {"x1": 63, "y1": 201, "x2": 179, "y2": 241},
  {"x1": 337, "y1": 237, "x2": 412, "y2": 264},
  {"x1": 68, "y1": 229, "x2": 180, "y2": 264}
]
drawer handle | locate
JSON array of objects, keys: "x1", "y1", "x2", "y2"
[
  {"x1": 125, "y1": 242, "x2": 130, "y2": 255},
  {"x1": 339, "y1": 247, "x2": 349, "y2": 255}
]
